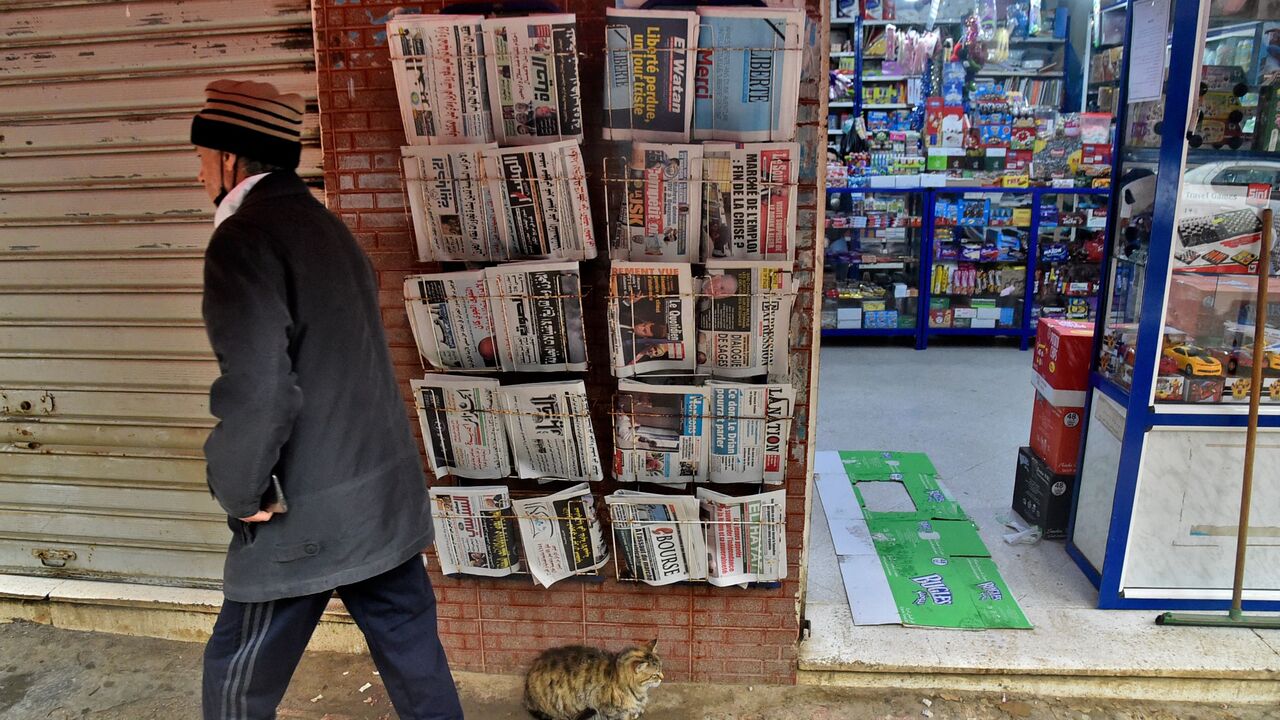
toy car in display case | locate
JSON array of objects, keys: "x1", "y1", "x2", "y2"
[
  {"x1": 1162, "y1": 344, "x2": 1224, "y2": 376},
  {"x1": 1206, "y1": 345, "x2": 1254, "y2": 374}
]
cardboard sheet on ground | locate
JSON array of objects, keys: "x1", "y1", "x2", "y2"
[{"x1": 818, "y1": 450, "x2": 1032, "y2": 630}]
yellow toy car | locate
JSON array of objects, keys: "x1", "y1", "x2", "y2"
[
  {"x1": 1262, "y1": 346, "x2": 1280, "y2": 372},
  {"x1": 1163, "y1": 344, "x2": 1223, "y2": 377}
]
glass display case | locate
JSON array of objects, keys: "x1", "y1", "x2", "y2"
[
  {"x1": 1071, "y1": 0, "x2": 1280, "y2": 610},
  {"x1": 925, "y1": 190, "x2": 1032, "y2": 344},
  {"x1": 821, "y1": 189, "x2": 924, "y2": 337}
]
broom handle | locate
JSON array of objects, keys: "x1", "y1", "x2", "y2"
[{"x1": 1233, "y1": 207, "x2": 1272, "y2": 616}]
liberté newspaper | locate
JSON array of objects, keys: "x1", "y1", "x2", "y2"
[
  {"x1": 412, "y1": 375, "x2": 511, "y2": 480},
  {"x1": 603, "y1": 8, "x2": 698, "y2": 142},
  {"x1": 512, "y1": 483, "x2": 609, "y2": 587},
  {"x1": 501, "y1": 380, "x2": 604, "y2": 483},
  {"x1": 404, "y1": 263, "x2": 587, "y2": 373},
  {"x1": 696, "y1": 261, "x2": 793, "y2": 380},
  {"x1": 387, "y1": 15, "x2": 495, "y2": 145},
  {"x1": 428, "y1": 485, "x2": 522, "y2": 577},
  {"x1": 402, "y1": 142, "x2": 594, "y2": 262},
  {"x1": 706, "y1": 382, "x2": 794, "y2": 485},
  {"x1": 613, "y1": 379, "x2": 708, "y2": 485},
  {"x1": 607, "y1": 262, "x2": 695, "y2": 377},
  {"x1": 697, "y1": 487, "x2": 788, "y2": 586},
  {"x1": 692, "y1": 8, "x2": 803, "y2": 142},
  {"x1": 702, "y1": 142, "x2": 799, "y2": 262},
  {"x1": 605, "y1": 490, "x2": 708, "y2": 585},
  {"x1": 484, "y1": 14, "x2": 584, "y2": 145},
  {"x1": 608, "y1": 143, "x2": 703, "y2": 263}
]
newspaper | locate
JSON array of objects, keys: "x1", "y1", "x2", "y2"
[
  {"x1": 609, "y1": 144, "x2": 703, "y2": 262},
  {"x1": 388, "y1": 15, "x2": 495, "y2": 145},
  {"x1": 513, "y1": 482, "x2": 609, "y2": 587},
  {"x1": 605, "y1": 490, "x2": 708, "y2": 585},
  {"x1": 701, "y1": 143, "x2": 799, "y2": 262},
  {"x1": 607, "y1": 262, "x2": 695, "y2": 376},
  {"x1": 412, "y1": 375, "x2": 511, "y2": 480},
  {"x1": 697, "y1": 487, "x2": 787, "y2": 586},
  {"x1": 402, "y1": 144, "x2": 503, "y2": 262},
  {"x1": 490, "y1": 141, "x2": 596, "y2": 260},
  {"x1": 696, "y1": 261, "x2": 793, "y2": 380},
  {"x1": 706, "y1": 382, "x2": 794, "y2": 485},
  {"x1": 486, "y1": 262, "x2": 588, "y2": 372},
  {"x1": 603, "y1": 9, "x2": 698, "y2": 142},
  {"x1": 692, "y1": 8, "x2": 803, "y2": 142},
  {"x1": 614, "y1": 379, "x2": 708, "y2": 485},
  {"x1": 500, "y1": 381, "x2": 603, "y2": 483},
  {"x1": 483, "y1": 14, "x2": 583, "y2": 145},
  {"x1": 405, "y1": 270, "x2": 498, "y2": 372},
  {"x1": 429, "y1": 485, "x2": 522, "y2": 577}
]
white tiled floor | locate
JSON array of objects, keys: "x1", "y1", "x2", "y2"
[{"x1": 803, "y1": 340, "x2": 1280, "y2": 678}]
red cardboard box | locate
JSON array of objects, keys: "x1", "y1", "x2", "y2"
[
  {"x1": 1030, "y1": 391, "x2": 1084, "y2": 475},
  {"x1": 1032, "y1": 319, "x2": 1095, "y2": 404}
]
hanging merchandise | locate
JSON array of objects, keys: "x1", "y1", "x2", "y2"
[
  {"x1": 1028, "y1": 0, "x2": 1042, "y2": 37},
  {"x1": 977, "y1": 0, "x2": 998, "y2": 42},
  {"x1": 990, "y1": 24, "x2": 1010, "y2": 65}
]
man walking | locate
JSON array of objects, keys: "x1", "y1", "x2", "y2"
[{"x1": 193, "y1": 79, "x2": 463, "y2": 720}]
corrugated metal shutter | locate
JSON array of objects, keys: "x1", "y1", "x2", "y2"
[{"x1": 0, "y1": 0, "x2": 323, "y2": 587}]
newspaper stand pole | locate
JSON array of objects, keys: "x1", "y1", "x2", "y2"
[{"x1": 1157, "y1": 208, "x2": 1280, "y2": 630}]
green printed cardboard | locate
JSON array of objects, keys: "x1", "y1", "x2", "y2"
[
  {"x1": 839, "y1": 450, "x2": 939, "y2": 481},
  {"x1": 881, "y1": 551, "x2": 1032, "y2": 629},
  {"x1": 850, "y1": 472, "x2": 968, "y2": 522},
  {"x1": 865, "y1": 518, "x2": 990, "y2": 559}
]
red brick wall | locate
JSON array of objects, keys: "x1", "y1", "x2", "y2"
[{"x1": 311, "y1": 0, "x2": 825, "y2": 684}]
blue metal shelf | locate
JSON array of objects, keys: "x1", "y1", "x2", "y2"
[{"x1": 821, "y1": 327, "x2": 918, "y2": 338}]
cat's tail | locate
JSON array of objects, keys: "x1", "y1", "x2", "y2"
[{"x1": 573, "y1": 710, "x2": 599, "y2": 720}]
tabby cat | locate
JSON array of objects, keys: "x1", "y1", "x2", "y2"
[{"x1": 523, "y1": 639, "x2": 663, "y2": 720}]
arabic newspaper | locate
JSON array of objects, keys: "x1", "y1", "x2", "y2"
[
  {"x1": 483, "y1": 14, "x2": 584, "y2": 145},
  {"x1": 692, "y1": 8, "x2": 803, "y2": 142},
  {"x1": 412, "y1": 375, "x2": 511, "y2": 480},
  {"x1": 486, "y1": 261, "x2": 588, "y2": 373},
  {"x1": 607, "y1": 262, "x2": 695, "y2": 376},
  {"x1": 697, "y1": 487, "x2": 787, "y2": 586},
  {"x1": 500, "y1": 381, "x2": 603, "y2": 483},
  {"x1": 613, "y1": 379, "x2": 708, "y2": 485},
  {"x1": 404, "y1": 270, "x2": 499, "y2": 373},
  {"x1": 696, "y1": 261, "x2": 793, "y2": 380},
  {"x1": 609, "y1": 144, "x2": 703, "y2": 262},
  {"x1": 490, "y1": 141, "x2": 596, "y2": 260},
  {"x1": 402, "y1": 144, "x2": 503, "y2": 262},
  {"x1": 706, "y1": 382, "x2": 794, "y2": 485},
  {"x1": 429, "y1": 485, "x2": 522, "y2": 577},
  {"x1": 702, "y1": 142, "x2": 798, "y2": 262},
  {"x1": 603, "y1": 9, "x2": 698, "y2": 142},
  {"x1": 388, "y1": 15, "x2": 494, "y2": 145},
  {"x1": 605, "y1": 490, "x2": 707, "y2": 585},
  {"x1": 513, "y1": 483, "x2": 609, "y2": 587}
]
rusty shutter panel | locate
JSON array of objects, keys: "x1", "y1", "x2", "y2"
[{"x1": 0, "y1": 0, "x2": 323, "y2": 587}]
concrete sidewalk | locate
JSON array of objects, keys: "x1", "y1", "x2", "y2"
[{"x1": 1, "y1": 621, "x2": 1273, "y2": 720}]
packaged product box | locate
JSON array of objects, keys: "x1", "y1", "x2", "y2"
[
  {"x1": 1029, "y1": 391, "x2": 1084, "y2": 475},
  {"x1": 929, "y1": 308, "x2": 954, "y2": 327},
  {"x1": 1224, "y1": 375, "x2": 1280, "y2": 403},
  {"x1": 1254, "y1": 82, "x2": 1280, "y2": 153},
  {"x1": 1013, "y1": 446, "x2": 1074, "y2": 539},
  {"x1": 1185, "y1": 377, "x2": 1225, "y2": 403},
  {"x1": 1031, "y1": 318, "x2": 1094, "y2": 402},
  {"x1": 1155, "y1": 375, "x2": 1187, "y2": 402}
]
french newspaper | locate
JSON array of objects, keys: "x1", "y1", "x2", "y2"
[
  {"x1": 696, "y1": 261, "x2": 793, "y2": 380},
  {"x1": 702, "y1": 142, "x2": 799, "y2": 262},
  {"x1": 486, "y1": 261, "x2": 588, "y2": 373},
  {"x1": 697, "y1": 487, "x2": 787, "y2": 586},
  {"x1": 607, "y1": 262, "x2": 695, "y2": 377},
  {"x1": 603, "y1": 9, "x2": 698, "y2": 142},
  {"x1": 609, "y1": 144, "x2": 703, "y2": 263},
  {"x1": 490, "y1": 141, "x2": 597, "y2": 260},
  {"x1": 402, "y1": 144, "x2": 503, "y2": 263},
  {"x1": 692, "y1": 8, "x2": 803, "y2": 142},
  {"x1": 412, "y1": 375, "x2": 511, "y2": 480},
  {"x1": 706, "y1": 382, "x2": 794, "y2": 485},
  {"x1": 404, "y1": 271, "x2": 499, "y2": 373},
  {"x1": 483, "y1": 14, "x2": 584, "y2": 145},
  {"x1": 605, "y1": 490, "x2": 708, "y2": 585},
  {"x1": 512, "y1": 482, "x2": 609, "y2": 587},
  {"x1": 387, "y1": 15, "x2": 494, "y2": 145},
  {"x1": 429, "y1": 485, "x2": 522, "y2": 577},
  {"x1": 500, "y1": 381, "x2": 603, "y2": 483},
  {"x1": 613, "y1": 379, "x2": 708, "y2": 485}
]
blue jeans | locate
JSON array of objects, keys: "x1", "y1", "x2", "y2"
[{"x1": 202, "y1": 555, "x2": 463, "y2": 720}]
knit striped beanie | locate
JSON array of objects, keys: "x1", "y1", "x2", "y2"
[{"x1": 191, "y1": 80, "x2": 304, "y2": 169}]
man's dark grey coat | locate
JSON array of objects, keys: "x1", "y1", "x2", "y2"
[{"x1": 201, "y1": 171, "x2": 432, "y2": 603}]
